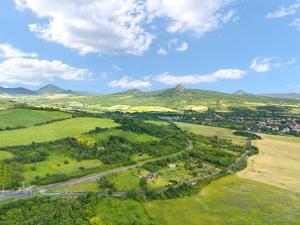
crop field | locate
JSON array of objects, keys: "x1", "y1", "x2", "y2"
[
  {"x1": 175, "y1": 122, "x2": 246, "y2": 144},
  {"x1": 238, "y1": 134, "x2": 300, "y2": 192},
  {"x1": 0, "y1": 109, "x2": 72, "y2": 130},
  {"x1": 0, "y1": 118, "x2": 118, "y2": 147},
  {"x1": 145, "y1": 176, "x2": 300, "y2": 225}
]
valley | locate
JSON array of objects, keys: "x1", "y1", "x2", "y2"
[{"x1": 0, "y1": 86, "x2": 299, "y2": 225}]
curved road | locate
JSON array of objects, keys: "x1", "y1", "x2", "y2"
[{"x1": 0, "y1": 139, "x2": 252, "y2": 201}]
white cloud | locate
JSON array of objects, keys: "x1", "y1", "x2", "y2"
[
  {"x1": 0, "y1": 44, "x2": 90, "y2": 85},
  {"x1": 250, "y1": 57, "x2": 296, "y2": 73},
  {"x1": 15, "y1": 0, "x2": 153, "y2": 55},
  {"x1": 15, "y1": 0, "x2": 237, "y2": 55},
  {"x1": 290, "y1": 18, "x2": 300, "y2": 30},
  {"x1": 176, "y1": 42, "x2": 188, "y2": 52},
  {"x1": 266, "y1": 1, "x2": 300, "y2": 19},
  {"x1": 0, "y1": 44, "x2": 37, "y2": 58},
  {"x1": 154, "y1": 69, "x2": 246, "y2": 85},
  {"x1": 250, "y1": 57, "x2": 282, "y2": 73},
  {"x1": 157, "y1": 47, "x2": 167, "y2": 55},
  {"x1": 109, "y1": 76, "x2": 152, "y2": 89},
  {"x1": 147, "y1": 0, "x2": 235, "y2": 37}
]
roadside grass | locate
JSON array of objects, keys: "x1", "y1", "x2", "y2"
[
  {"x1": 54, "y1": 169, "x2": 140, "y2": 193},
  {"x1": 238, "y1": 134, "x2": 300, "y2": 192},
  {"x1": 146, "y1": 175, "x2": 300, "y2": 225},
  {"x1": 175, "y1": 122, "x2": 246, "y2": 144},
  {"x1": 0, "y1": 164, "x2": 14, "y2": 186},
  {"x1": 22, "y1": 152, "x2": 104, "y2": 184},
  {"x1": 0, "y1": 109, "x2": 71, "y2": 129},
  {"x1": 0, "y1": 151, "x2": 14, "y2": 160},
  {"x1": 0, "y1": 118, "x2": 118, "y2": 147}
]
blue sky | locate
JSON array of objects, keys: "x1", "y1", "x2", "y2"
[{"x1": 0, "y1": 0, "x2": 300, "y2": 94}]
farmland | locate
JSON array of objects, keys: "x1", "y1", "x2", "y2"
[
  {"x1": 0, "y1": 117, "x2": 118, "y2": 147},
  {"x1": 145, "y1": 176, "x2": 300, "y2": 225},
  {"x1": 175, "y1": 122, "x2": 247, "y2": 144},
  {"x1": 238, "y1": 134, "x2": 300, "y2": 192},
  {"x1": 0, "y1": 109, "x2": 71, "y2": 130}
]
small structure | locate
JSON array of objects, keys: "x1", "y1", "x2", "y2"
[
  {"x1": 146, "y1": 173, "x2": 155, "y2": 180},
  {"x1": 168, "y1": 164, "x2": 176, "y2": 168}
]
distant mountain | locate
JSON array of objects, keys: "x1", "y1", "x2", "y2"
[
  {"x1": 233, "y1": 90, "x2": 251, "y2": 95},
  {"x1": 0, "y1": 84, "x2": 97, "y2": 96},
  {"x1": 260, "y1": 93, "x2": 300, "y2": 100},
  {"x1": 37, "y1": 84, "x2": 68, "y2": 95},
  {"x1": 116, "y1": 89, "x2": 143, "y2": 95},
  {"x1": 0, "y1": 86, "x2": 35, "y2": 95}
]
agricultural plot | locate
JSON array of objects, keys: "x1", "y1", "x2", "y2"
[
  {"x1": 0, "y1": 109, "x2": 71, "y2": 130},
  {"x1": 238, "y1": 134, "x2": 300, "y2": 192},
  {"x1": 0, "y1": 118, "x2": 118, "y2": 147},
  {"x1": 145, "y1": 176, "x2": 300, "y2": 225},
  {"x1": 175, "y1": 122, "x2": 247, "y2": 144}
]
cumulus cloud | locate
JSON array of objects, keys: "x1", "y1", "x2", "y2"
[
  {"x1": 176, "y1": 42, "x2": 188, "y2": 52},
  {"x1": 154, "y1": 69, "x2": 246, "y2": 85},
  {"x1": 266, "y1": 1, "x2": 300, "y2": 19},
  {"x1": 15, "y1": 0, "x2": 153, "y2": 55},
  {"x1": 147, "y1": 0, "x2": 236, "y2": 37},
  {"x1": 0, "y1": 44, "x2": 36, "y2": 58},
  {"x1": 15, "y1": 0, "x2": 237, "y2": 55},
  {"x1": 0, "y1": 44, "x2": 90, "y2": 85},
  {"x1": 109, "y1": 76, "x2": 152, "y2": 89}
]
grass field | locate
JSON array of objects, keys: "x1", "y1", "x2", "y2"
[
  {"x1": 145, "y1": 176, "x2": 300, "y2": 225},
  {"x1": 0, "y1": 109, "x2": 71, "y2": 129},
  {"x1": 238, "y1": 134, "x2": 300, "y2": 192},
  {"x1": 144, "y1": 120, "x2": 170, "y2": 126},
  {"x1": 175, "y1": 122, "x2": 246, "y2": 144},
  {"x1": 22, "y1": 152, "x2": 105, "y2": 183},
  {"x1": 0, "y1": 151, "x2": 14, "y2": 160},
  {"x1": 0, "y1": 118, "x2": 118, "y2": 147},
  {"x1": 0, "y1": 164, "x2": 14, "y2": 186}
]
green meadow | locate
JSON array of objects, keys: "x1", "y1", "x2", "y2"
[
  {"x1": 175, "y1": 122, "x2": 247, "y2": 144},
  {"x1": 0, "y1": 151, "x2": 14, "y2": 160},
  {"x1": 145, "y1": 176, "x2": 300, "y2": 225},
  {"x1": 88, "y1": 176, "x2": 300, "y2": 225},
  {"x1": 0, "y1": 109, "x2": 71, "y2": 129},
  {"x1": 0, "y1": 118, "x2": 118, "y2": 147}
]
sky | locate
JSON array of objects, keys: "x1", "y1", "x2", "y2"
[{"x1": 0, "y1": 0, "x2": 300, "y2": 94}]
